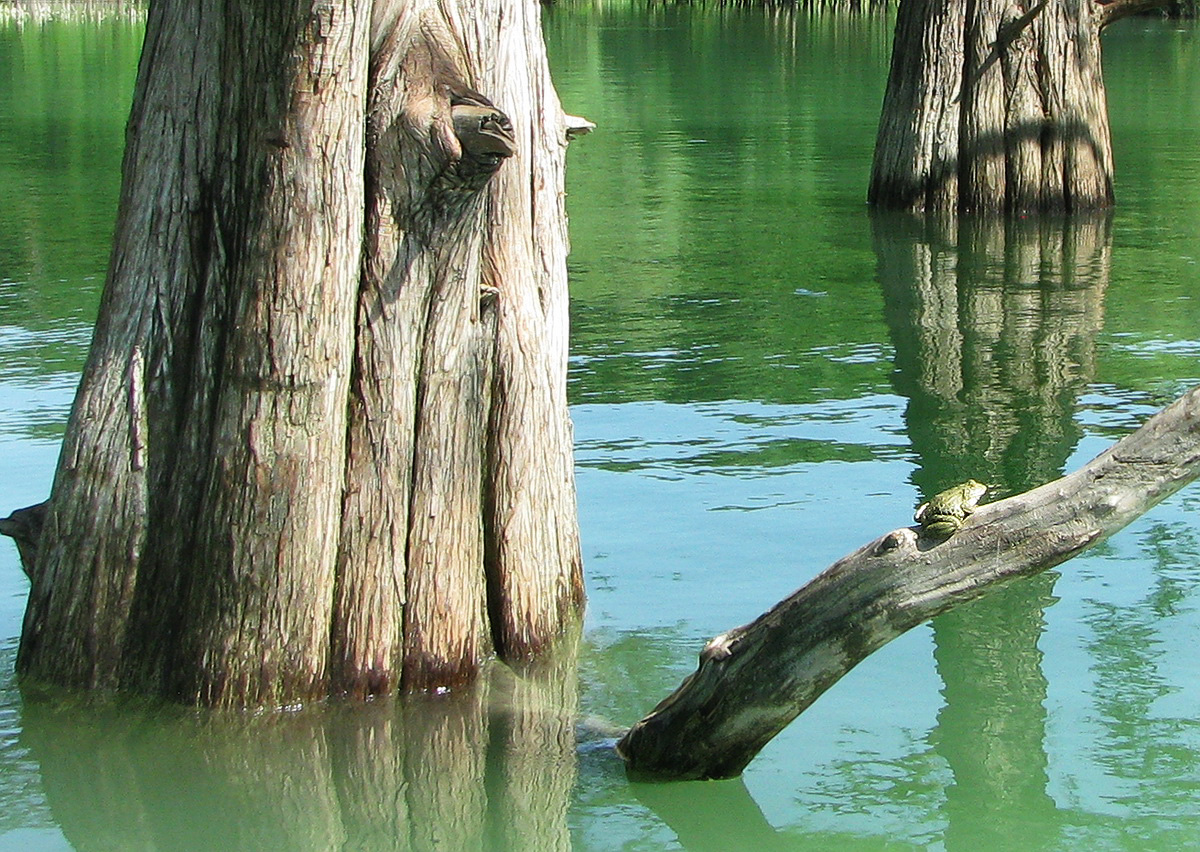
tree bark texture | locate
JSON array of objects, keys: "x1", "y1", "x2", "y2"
[
  {"x1": 867, "y1": 0, "x2": 1158, "y2": 214},
  {"x1": 616, "y1": 385, "x2": 1200, "y2": 779},
  {"x1": 14, "y1": 0, "x2": 584, "y2": 708}
]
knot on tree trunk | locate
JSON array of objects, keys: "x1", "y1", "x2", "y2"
[
  {"x1": 433, "y1": 97, "x2": 516, "y2": 194},
  {"x1": 370, "y1": 9, "x2": 518, "y2": 226}
]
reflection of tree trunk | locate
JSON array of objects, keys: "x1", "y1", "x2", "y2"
[
  {"x1": 21, "y1": 657, "x2": 581, "y2": 851},
  {"x1": 876, "y1": 211, "x2": 1107, "y2": 848},
  {"x1": 934, "y1": 578, "x2": 1060, "y2": 850},
  {"x1": 328, "y1": 703, "x2": 411, "y2": 851},
  {"x1": 487, "y1": 637, "x2": 581, "y2": 852},
  {"x1": 21, "y1": 700, "x2": 348, "y2": 851},
  {"x1": 17, "y1": 700, "x2": 155, "y2": 852},
  {"x1": 875, "y1": 211, "x2": 1109, "y2": 494},
  {"x1": 404, "y1": 690, "x2": 491, "y2": 851}
]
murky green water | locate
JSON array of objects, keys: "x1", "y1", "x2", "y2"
[{"x1": 1, "y1": 5, "x2": 1199, "y2": 850}]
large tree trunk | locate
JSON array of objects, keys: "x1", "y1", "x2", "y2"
[
  {"x1": 13, "y1": 0, "x2": 584, "y2": 708},
  {"x1": 868, "y1": 0, "x2": 1165, "y2": 214}
]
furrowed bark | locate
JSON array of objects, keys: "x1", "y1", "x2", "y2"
[
  {"x1": 868, "y1": 0, "x2": 965, "y2": 235},
  {"x1": 334, "y1": 0, "x2": 504, "y2": 698},
  {"x1": 617, "y1": 385, "x2": 1200, "y2": 779},
  {"x1": 19, "y1": 0, "x2": 371, "y2": 704},
  {"x1": 165, "y1": 0, "x2": 368, "y2": 707},
  {"x1": 11, "y1": 0, "x2": 585, "y2": 708},
  {"x1": 15, "y1": 0, "x2": 213, "y2": 692},
  {"x1": 480, "y1": 0, "x2": 585, "y2": 661},
  {"x1": 869, "y1": 0, "x2": 1165, "y2": 214}
]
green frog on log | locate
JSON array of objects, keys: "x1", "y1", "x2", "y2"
[{"x1": 915, "y1": 480, "x2": 988, "y2": 539}]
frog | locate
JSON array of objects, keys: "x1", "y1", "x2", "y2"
[{"x1": 914, "y1": 479, "x2": 988, "y2": 539}]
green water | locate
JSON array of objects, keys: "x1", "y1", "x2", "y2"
[{"x1": 1, "y1": 5, "x2": 1199, "y2": 850}]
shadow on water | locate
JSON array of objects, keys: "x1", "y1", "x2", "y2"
[
  {"x1": 873, "y1": 209, "x2": 1112, "y2": 850},
  {"x1": 17, "y1": 643, "x2": 583, "y2": 852}
]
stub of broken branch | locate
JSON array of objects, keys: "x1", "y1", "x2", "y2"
[
  {"x1": 616, "y1": 385, "x2": 1200, "y2": 780},
  {"x1": 0, "y1": 501, "x2": 47, "y2": 583},
  {"x1": 564, "y1": 114, "x2": 596, "y2": 141},
  {"x1": 433, "y1": 98, "x2": 516, "y2": 194}
]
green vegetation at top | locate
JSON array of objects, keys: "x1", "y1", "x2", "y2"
[{"x1": 0, "y1": 0, "x2": 143, "y2": 23}]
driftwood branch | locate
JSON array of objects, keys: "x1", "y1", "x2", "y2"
[
  {"x1": 616, "y1": 385, "x2": 1200, "y2": 780},
  {"x1": 1095, "y1": 0, "x2": 1171, "y2": 28}
]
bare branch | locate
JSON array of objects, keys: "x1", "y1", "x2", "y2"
[
  {"x1": 1095, "y1": 0, "x2": 1171, "y2": 28},
  {"x1": 617, "y1": 385, "x2": 1200, "y2": 780}
]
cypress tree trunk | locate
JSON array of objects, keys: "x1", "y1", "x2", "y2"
[
  {"x1": 868, "y1": 0, "x2": 1165, "y2": 214},
  {"x1": 15, "y1": 0, "x2": 585, "y2": 708}
]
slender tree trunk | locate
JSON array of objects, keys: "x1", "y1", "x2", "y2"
[
  {"x1": 13, "y1": 0, "x2": 585, "y2": 708},
  {"x1": 868, "y1": 0, "x2": 1164, "y2": 213}
]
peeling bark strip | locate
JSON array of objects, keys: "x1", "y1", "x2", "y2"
[
  {"x1": 868, "y1": 0, "x2": 1168, "y2": 214},
  {"x1": 12, "y1": 0, "x2": 585, "y2": 708},
  {"x1": 479, "y1": 0, "x2": 585, "y2": 663},
  {"x1": 617, "y1": 386, "x2": 1200, "y2": 780},
  {"x1": 333, "y1": 0, "x2": 583, "y2": 698}
]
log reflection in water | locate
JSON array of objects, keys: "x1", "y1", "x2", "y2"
[
  {"x1": 632, "y1": 775, "x2": 788, "y2": 852},
  {"x1": 19, "y1": 651, "x2": 580, "y2": 851}
]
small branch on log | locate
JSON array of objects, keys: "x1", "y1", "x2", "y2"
[
  {"x1": 0, "y1": 501, "x2": 48, "y2": 583},
  {"x1": 564, "y1": 114, "x2": 596, "y2": 141},
  {"x1": 616, "y1": 386, "x2": 1200, "y2": 780}
]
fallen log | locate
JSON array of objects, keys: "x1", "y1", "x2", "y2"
[{"x1": 616, "y1": 385, "x2": 1200, "y2": 780}]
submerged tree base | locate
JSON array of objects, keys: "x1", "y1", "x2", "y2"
[{"x1": 617, "y1": 385, "x2": 1200, "y2": 780}]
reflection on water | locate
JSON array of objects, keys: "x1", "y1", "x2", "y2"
[
  {"x1": 15, "y1": 644, "x2": 579, "y2": 852},
  {"x1": 933, "y1": 576, "x2": 1061, "y2": 852},
  {"x1": 876, "y1": 212, "x2": 1110, "y2": 850},
  {"x1": 875, "y1": 212, "x2": 1110, "y2": 495},
  {"x1": 2, "y1": 4, "x2": 1200, "y2": 851}
]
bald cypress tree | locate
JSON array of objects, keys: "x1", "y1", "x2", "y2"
[
  {"x1": 869, "y1": 0, "x2": 1166, "y2": 213},
  {"x1": 14, "y1": 0, "x2": 585, "y2": 708}
]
